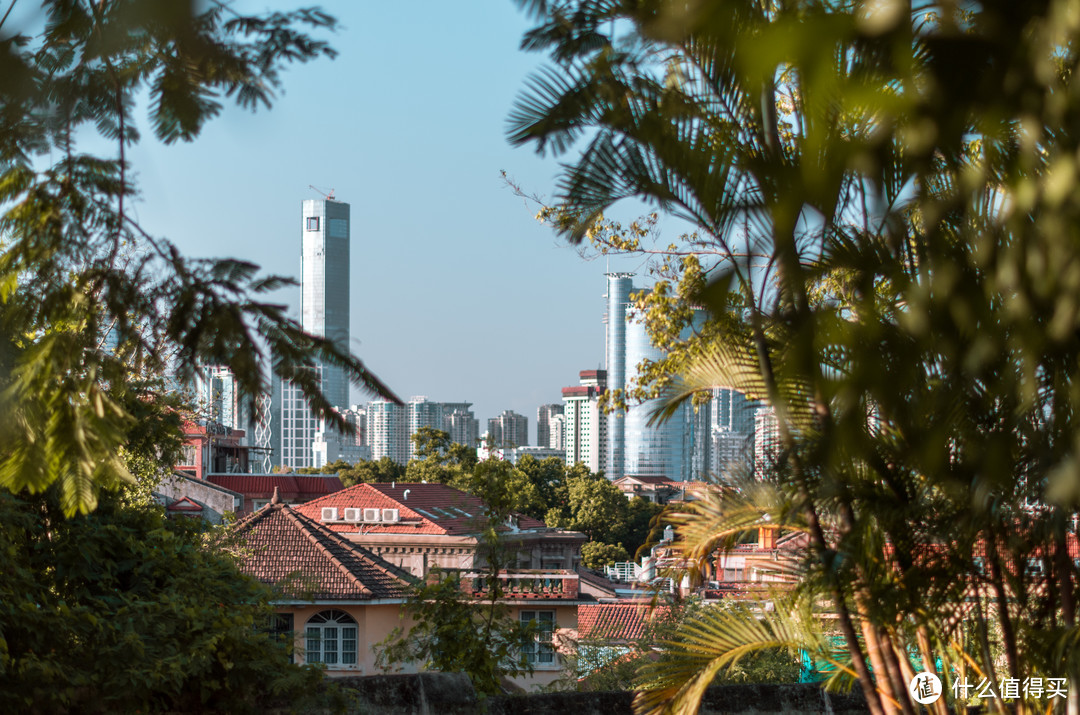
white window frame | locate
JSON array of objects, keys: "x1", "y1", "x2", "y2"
[
  {"x1": 519, "y1": 610, "x2": 556, "y2": 667},
  {"x1": 305, "y1": 609, "x2": 358, "y2": 667}
]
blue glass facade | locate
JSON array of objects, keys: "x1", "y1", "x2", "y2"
[{"x1": 613, "y1": 282, "x2": 709, "y2": 482}]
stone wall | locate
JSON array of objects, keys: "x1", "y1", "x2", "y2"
[{"x1": 329, "y1": 673, "x2": 870, "y2": 715}]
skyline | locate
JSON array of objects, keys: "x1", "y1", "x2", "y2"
[{"x1": 100, "y1": 0, "x2": 668, "y2": 439}]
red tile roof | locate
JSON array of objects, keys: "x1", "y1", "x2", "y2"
[
  {"x1": 632, "y1": 476, "x2": 674, "y2": 486},
  {"x1": 230, "y1": 502, "x2": 415, "y2": 600},
  {"x1": 295, "y1": 482, "x2": 547, "y2": 536},
  {"x1": 165, "y1": 496, "x2": 203, "y2": 512},
  {"x1": 577, "y1": 603, "x2": 670, "y2": 641},
  {"x1": 207, "y1": 474, "x2": 344, "y2": 499}
]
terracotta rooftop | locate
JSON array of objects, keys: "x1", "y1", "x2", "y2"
[
  {"x1": 230, "y1": 501, "x2": 415, "y2": 600},
  {"x1": 577, "y1": 603, "x2": 670, "y2": 642},
  {"x1": 165, "y1": 496, "x2": 204, "y2": 512},
  {"x1": 295, "y1": 482, "x2": 547, "y2": 536},
  {"x1": 620, "y1": 476, "x2": 673, "y2": 486},
  {"x1": 207, "y1": 474, "x2": 344, "y2": 498}
]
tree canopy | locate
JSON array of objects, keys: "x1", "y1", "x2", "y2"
[
  {"x1": 512, "y1": 0, "x2": 1080, "y2": 713},
  {"x1": 0, "y1": 0, "x2": 399, "y2": 516}
]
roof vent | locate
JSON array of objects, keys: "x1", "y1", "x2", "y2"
[{"x1": 321, "y1": 507, "x2": 338, "y2": 522}]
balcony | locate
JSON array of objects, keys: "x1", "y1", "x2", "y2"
[{"x1": 440, "y1": 569, "x2": 580, "y2": 600}]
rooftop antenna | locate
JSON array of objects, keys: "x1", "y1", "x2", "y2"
[{"x1": 308, "y1": 184, "x2": 336, "y2": 201}]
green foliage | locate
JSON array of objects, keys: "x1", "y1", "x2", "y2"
[
  {"x1": 0, "y1": 0, "x2": 399, "y2": 516},
  {"x1": 512, "y1": 0, "x2": 1080, "y2": 712},
  {"x1": 578, "y1": 599, "x2": 803, "y2": 693},
  {"x1": 298, "y1": 456, "x2": 406, "y2": 486},
  {"x1": 580, "y1": 541, "x2": 630, "y2": 570},
  {"x1": 376, "y1": 458, "x2": 537, "y2": 695},
  {"x1": 515, "y1": 455, "x2": 568, "y2": 516},
  {"x1": 411, "y1": 426, "x2": 451, "y2": 462},
  {"x1": 545, "y1": 471, "x2": 629, "y2": 544},
  {"x1": 0, "y1": 488, "x2": 328, "y2": 713}
]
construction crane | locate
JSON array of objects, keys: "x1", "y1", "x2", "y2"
[{"x1": 308, "y1": 184, "x2": 336, "y2": 201}]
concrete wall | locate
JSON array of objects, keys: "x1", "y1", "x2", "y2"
[
  {"x1": 154, "y1": 473, "x2": 239, "y2": 523},
  {"x1": 324, "y1": 674, "x2": 870, "y2": 715}
]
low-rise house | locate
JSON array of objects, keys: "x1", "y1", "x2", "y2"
[
  {"x1": 154, "y1": 471, "x2": 243, "y2": 523},
  {"x1": 208, "y1": 473, "x2": 344, "y2": 515},
  {"x1": 231, "y1": 492, "x2": 415, "y2": 676},
  {"x1": 176, "y1": 420, "x2": 249, "y2": 479},
  {"x1": 294, "y1": 482, "x2": 587, "y2": 578},
  {"x1": 612, "y1": 476, "x2": 718, "y2": 505},
  {"x1": 232, "y1": 486, "x2": 589, "y2": 690}
]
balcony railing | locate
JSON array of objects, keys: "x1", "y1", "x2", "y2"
[{"x1": 437, "y1": 569, "x2": 579, "y2": 600}]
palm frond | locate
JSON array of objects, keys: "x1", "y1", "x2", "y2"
[{"x1": 633, "y1": 596, "x2": 841, "y2": 715}]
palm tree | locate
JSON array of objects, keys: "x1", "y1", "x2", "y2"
[{"x1": 510, "y1": 1, "x2": 1080, "y2": 713}]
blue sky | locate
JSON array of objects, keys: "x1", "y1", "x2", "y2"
[{"x1": 123, "y1": 1, "x2": 655, "y2": 439}]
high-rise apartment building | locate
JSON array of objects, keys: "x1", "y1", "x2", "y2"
[
  {"x1": 754, "y1": 406, "x2": 780, "y2": 478},
  {"x1": 536, "y1": 403, "x2": 564, "y2": 448},
  {"x1": 313, "y1": 406, "x2": 370, "y2": 468},
  {"x1": 487, "y1": 410, "x2": 529, "y2": 449},
  {"x1": 444, "y1": 403, "x2": 479, "y2": 448},
  {"x1": 562, "y1": 370, "x2": 607, "y2": 473},
  {"x1": 548, "y1": 413, "x2": 566, "y2": 451},
  {"x1": 367, "y1": 399, "x2": 408, "y2": 465},
  {"x1": 270, "y1": 198, "x2": 352, "y2": 469},
  {"x1": 406, "y1": 396, "x2": 444, "y2": 461}
]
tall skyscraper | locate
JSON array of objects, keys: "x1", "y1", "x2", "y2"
[
  {"x1": 487, "y1": 410, "x2": 529, "y2": 448},
  {"x1": 301, "y1": 198, "x2": 351, "y2": 409},
  {"x1": 270, "y1": 198, "x2": 352, "y2": 470},
  {"x1": 536, "y1": 403, "x2": 564, "y2": 447},
  {"x1": 604, "y1": 274, "x2": 708, "y2": 481},
  {"x1": 367, "y1": 399, "x2": 408, "y2": 465},
  {"x1": 271, "y1": 365, "x2": 324, "y2": 470},
  {"x1": 195, "y1": 364, "x2": 246, "y2": 432},
  {"x1": 562, "y1": 370, "x2": 607, "y2": 473},
  {"x1": 711, "y1": 387, "x2": 758, "y2": 480},
  {"x1": 604, "y1": 273, "x2": 634, "y2": 478}
]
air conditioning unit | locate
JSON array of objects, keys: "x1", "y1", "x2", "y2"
[
  {"x1": 382, "y1": 508, "x2": 400, "y2": 523},
  {"x1": 363, "y1": 508, "x2": 381, "y2": 522},
  {"x1": 343, "y1": 508, "x2": 362, "y2": 522},
  {"x1": 321, "y1": 507, "x2": 338, "y2": 522}
]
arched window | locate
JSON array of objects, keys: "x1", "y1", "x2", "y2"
[{"x1": 305, "y1": 609, "x2": 358, "y2": 666}]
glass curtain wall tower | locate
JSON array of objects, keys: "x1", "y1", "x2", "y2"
[
  {"x1": 606, "y1": 274, "x2": 707, "y2": 482},
  {"x1": 271, "y1": 198, "x2": 351, "y2": 469}
]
